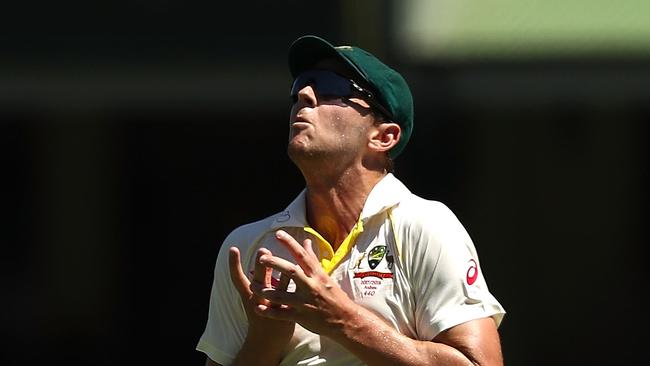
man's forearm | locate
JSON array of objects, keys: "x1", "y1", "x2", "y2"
[
  {"x1": 231, "y1": 328, "x2": 290, "y2": 366},
  {"x1": 332, "y1": 307, "x2": 476, "y2": 366},
  {"x1": 250, "y1": 234, "x2": 502, "y2": 366}
]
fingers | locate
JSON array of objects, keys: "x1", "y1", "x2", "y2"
[
  {"x1": 253, "y1": 248, "x2": 273, "y2": 287},
  {"x1": 269, "y1": 272, "x2": 289, "y2": 309},
  {"x1": 228, "y1": 247, "x2": 251, "y2": 298},
  {"x1": 303, "y1": 238, "x2": 317, "y2": 260},
  {"x1": 276, "y1": 272, "x2": 290, "y2": 291},
  {"x1": 259, "y1": 252, "x2": 311, "y2": 289},
  {"x1": 275, "y1": 230, "x2": 321, "y2": 275},
  {"x1": 254, "y1": 301, "x2": 299, "y2": 322},
  {"x1": 254, "y1": 285, "x2": 305, "y2": 308},
  {"x1": 229, "y1": 247, "x2": 276, "y2": 298}
]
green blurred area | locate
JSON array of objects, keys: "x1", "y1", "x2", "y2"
[{"x1": 398, "y1": 0, "x2": 650, "y2": 59}]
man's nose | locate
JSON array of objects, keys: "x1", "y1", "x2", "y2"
[{"x1": 295, "y1": 85, "x2": 317, "y2": 108}]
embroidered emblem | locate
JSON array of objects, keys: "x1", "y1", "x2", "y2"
[
  {"x1": 352, "y1": 246, "x2": 394, "y2": 298},
  {"x1": 368, "y1": 245, "x2": 387, "y2": 269}
]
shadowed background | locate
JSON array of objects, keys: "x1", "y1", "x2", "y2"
[{"x1": 2, "y1": 1, "x2": 648, "y2": 365}]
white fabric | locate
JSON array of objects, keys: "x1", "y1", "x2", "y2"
[{"x1": 197, "y1": 174, "x2": 505, "y2": 365}]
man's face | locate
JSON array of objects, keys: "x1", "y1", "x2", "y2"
[{"x1": 287, "y1": 60, "x2": 377, "y2": 168}]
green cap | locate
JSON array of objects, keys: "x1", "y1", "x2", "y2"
[{"x1": 288, "y1": 35, "x2": 414, "y2": 158}]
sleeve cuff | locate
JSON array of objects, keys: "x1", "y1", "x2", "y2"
[
  {"x1": 196, "y1": 338, "x2": 235, "y2": 365},
  {"x1": 426, "y1": 303, "x2": 506, "y2": 340}
]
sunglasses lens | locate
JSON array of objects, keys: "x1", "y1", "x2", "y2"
[{"x1": 290, "y1": 71, "x2": 352, "y2": 99}]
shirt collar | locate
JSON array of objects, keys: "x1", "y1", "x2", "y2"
[
  {"x1": 269, "y1": 173, "x2": 411, "y2": 230},
  {"x1": 359, "y1": 173, "x2": 411, "y2": 221}
]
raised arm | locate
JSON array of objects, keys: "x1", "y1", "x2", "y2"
[{"x1": 224, "y1": 247, "x2": 295, "y2": 366}]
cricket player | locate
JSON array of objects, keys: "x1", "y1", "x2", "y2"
[{"x1": 197, "y1": 35, "x2": 506, "y2": 366}]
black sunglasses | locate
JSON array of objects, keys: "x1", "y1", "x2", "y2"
[{"x1": 290, "y1": 70, "x2": 393, "y2": 121}]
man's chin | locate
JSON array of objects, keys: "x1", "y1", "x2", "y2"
[
  {"x1": 287, "y1": 143, "x2": 321, "y2": 164},
  {"x1": 287, "y1": 143, "x2": 307, "y2": 161},
  {"x1": 287, "y1": 137, "x2": 310, "y2": 152}
]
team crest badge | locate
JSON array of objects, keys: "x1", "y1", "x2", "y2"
[{"x1": 368, "y1": 245, "x2": 387, "y2": 269}]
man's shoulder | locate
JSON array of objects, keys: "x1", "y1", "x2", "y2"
[
  {"x1": 380, "y1": 175, "x2": 454, "y2": 220},
  {"x1": 224, "y1": 211, "x2": 281, "y2": 244},
  {"x1": 397, "y1": 192, "x2": 455, "y2": 221},
  {"x1": 392, "y1": 192, "x2": 472, "y2": 247},
  {"x1": 392, "y1": 192, "x2": 469, "y2": 238}
]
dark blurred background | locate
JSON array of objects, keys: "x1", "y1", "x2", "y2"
[{"x1": 2, "y1": 1, "x2": 648, "y2": 365}]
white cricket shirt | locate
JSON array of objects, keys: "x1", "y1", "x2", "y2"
[{"x1": 197, "y1": 174, "x2": 505, "y2": 365}]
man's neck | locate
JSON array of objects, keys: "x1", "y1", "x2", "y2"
[{"x1": 303, "y1": 168, "x2": 387, "y2": 250}]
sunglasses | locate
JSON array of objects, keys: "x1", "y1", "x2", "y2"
[{"x1": 290, "y1": 70, "x2": 393, "y2": 121}]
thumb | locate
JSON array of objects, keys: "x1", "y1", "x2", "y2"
[{"x1": 228, "y1": 246, "x2": 252, "y2": 298}]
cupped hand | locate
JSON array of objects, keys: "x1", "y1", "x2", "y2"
[
  {"x1": 228, "y1": 246, "x2": 295, "y2": 340},
  {"x1": 251, "y1": 230, "x2": 359, "y2": 338}
]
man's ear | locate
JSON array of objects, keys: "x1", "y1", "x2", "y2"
[{"x1": 368, "y1": 123, "x2": 401, "y2": 153}]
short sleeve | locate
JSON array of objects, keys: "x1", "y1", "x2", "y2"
[
  {"x1": 406, "y1": 202, "x2": 505, "y2": 341},
  {"x1": 196, "y1": 240, "x2": 249, "y2": 365}
]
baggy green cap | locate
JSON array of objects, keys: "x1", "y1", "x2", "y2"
[{"x1": 288, "y1": 35, "x2": 414, "y2": 158}]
